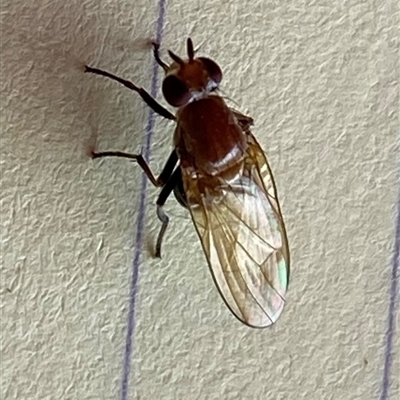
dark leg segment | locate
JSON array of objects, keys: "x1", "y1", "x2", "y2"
[
  {"x1": 91, "y1": 149, "x2": 178, "y2": 187},
  {"x1": 85, "y1": 66, "x2": 175, "y2": 121},
  {"x1": 155, "y1": 168, "x2": 182, "y2": 257},
  {"x1": 151, "y1": 41, "x2": 169, "y2": 72},
  {"x1": 156, "y1": 149, "x2": 179, "y2": 186}
]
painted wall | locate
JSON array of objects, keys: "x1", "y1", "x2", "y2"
[{"x1": 1, "y1": 0, "x2": 398, "y2": 399}]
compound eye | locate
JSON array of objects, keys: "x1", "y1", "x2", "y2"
[
  {"x1": 198, "y1": 57, "x2": 222, "y2": 84},
  {"x1": 162, "y1": 75, "x2": 191, "y2": 107}
]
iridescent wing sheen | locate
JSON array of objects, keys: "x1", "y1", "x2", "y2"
[{"x1": 182, "y1": 133, "x2": 290, "y2": 328}]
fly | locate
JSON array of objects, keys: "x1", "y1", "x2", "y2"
[{"x1": 85, "y1": 38, "x2": 290, "y2": 328}]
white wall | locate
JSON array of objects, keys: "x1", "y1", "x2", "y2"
[{"x1": 1, "y1": 0, "x2": 398, "y2": 399}]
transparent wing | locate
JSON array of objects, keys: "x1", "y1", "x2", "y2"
[{"x1": 182, "y1": 134, "x2": 290, "y2": 328}]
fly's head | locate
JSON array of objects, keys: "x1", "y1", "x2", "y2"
[{"x1": 162, "y1": 38, "x2": 222, "y2": 107}]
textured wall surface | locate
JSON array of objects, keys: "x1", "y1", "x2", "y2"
[{"x1": 1, "y1": 0, "x2": 399, "y2": 399}]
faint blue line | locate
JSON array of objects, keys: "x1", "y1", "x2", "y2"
[
  {"x1": 380, "y1": 184, "x2": 400, "y2": 400},
  {"x1": 120, "y1": 1, "x2": 166, "y2": 399}
]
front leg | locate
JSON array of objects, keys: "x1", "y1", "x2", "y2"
[
  {"x1": 151, "y1": 41, "x2": 169, "y2": 72},
  {"x1": 85, "y1": 66, "x2": 176, "y2": 121}
]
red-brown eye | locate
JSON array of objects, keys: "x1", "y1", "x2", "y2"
[
  {"x1": 198, "y1": 57, "x2": 222, "y2": 84},
  {"x1": 162, "y1": 75, "x2": 191, "y2": 107}
]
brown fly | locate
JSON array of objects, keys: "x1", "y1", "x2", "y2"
[{"x1": 85, "y1": 38, "x2": 290, "y2": 328}]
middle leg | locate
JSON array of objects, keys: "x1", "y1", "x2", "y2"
[{"x1": 91, "y1": 149, "x2": 178, "y2": 187}]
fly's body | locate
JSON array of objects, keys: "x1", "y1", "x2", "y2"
[{"x1": 85, "y1": 38, "x2": 290, "y2": 328}]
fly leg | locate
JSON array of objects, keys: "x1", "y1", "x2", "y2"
[
  {"x1": 91, "y1": 149, "x2": 180, "y2": 256},
  {"x1": 91, "y1": 149, "x2": 178, "y2": 188},
  {"x1": 85, "y1": 66, "x2": 175, "y2": 121},
  {"x1": 155, "y1": 168, "x2": 182, "y2": 257},
  {"x1": 151, "y1": 41, "x2": 169, "y2": 72}
]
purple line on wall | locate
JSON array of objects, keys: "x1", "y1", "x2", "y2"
[
  {"x1": 120, "y1": 2, "x2": 167, "y2": 400},
  {"x1": 380, "y1": 187, "x2": 400, "y2": 400}
]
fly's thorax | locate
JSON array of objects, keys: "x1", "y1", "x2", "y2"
[{"x1": 174, "y1": 96, "x2": 248, "y2": 178}]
